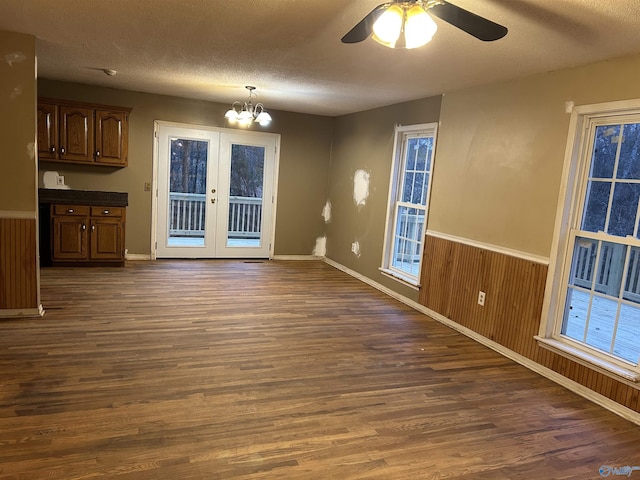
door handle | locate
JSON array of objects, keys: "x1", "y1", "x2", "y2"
[
  {"x1": 211, "y1": 188, "x2": 216, "y2": 194},
  {"x1": 211, "y1": 198, "x2": 216, "y2": 204}
]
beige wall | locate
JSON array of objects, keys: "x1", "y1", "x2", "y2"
[
  {"x1": 326, "y1": 97, "x2": 442, "y2": 301},
  {"x1": 431, "y1": 52, "x2": 640, "y2": 258},
  {"x1": 324, "y1": 52, "x2": 640, "y2": 302},
  {"x1": 0, "y1": 31, "x2": 37, "y2": 213},
  {"x1": 38, "y1": 80, "x2": 334, "y2": 256}
]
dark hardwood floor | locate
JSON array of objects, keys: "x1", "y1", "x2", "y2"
[{"x1": 1, "y1": 260, "x2": 639, "y2": 479}]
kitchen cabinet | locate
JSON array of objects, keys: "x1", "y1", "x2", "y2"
[
  {"x1": 37, "y1": 98, "x2": 131, "y2": 167},
  {"x1": 39, "y1": 189, "x2": 128, "y2": 267},
  {"x1": 50, "y1": 204, "x2": 126, "y2": 265}
]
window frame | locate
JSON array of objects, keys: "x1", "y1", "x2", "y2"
[
  {"x1": 380, "y1": 122, "x2": 438, "y2": 287},
  {"x1": 538, "y1": 99, "x2": 640, "y2": 383}
]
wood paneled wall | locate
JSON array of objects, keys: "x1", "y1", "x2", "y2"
[
  {"x1": 0, "y1": 217, "x2": 38, "y2": 311},
  {"x1": 419, "y1": 234, "x2": 640, "y2": 413}
]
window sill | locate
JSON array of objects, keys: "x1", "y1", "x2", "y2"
[
  {"x1": 379, "y1": 268, "x2": 420, "y2": 290},
  {"x1": 534, "y1": 336, "x2": 640, "y2": 383}
]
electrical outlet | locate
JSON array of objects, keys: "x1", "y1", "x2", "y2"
[
  {"x1": 478, "y1": 291, "x2": 486, "y2": 306},
  {"x1": 144, "y1": 182, "x2": 151, "y2": 192},
  {"x1": 56, "y1": 175, "x2": 65, "y2": 185}
]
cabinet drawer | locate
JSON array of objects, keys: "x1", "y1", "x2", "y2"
[
  {"x1": 91, "y1": 206, "x2": 123, "y2": 217},
  {"x1": 53, "y1": 204, "x2": 90, "y2": 216}
]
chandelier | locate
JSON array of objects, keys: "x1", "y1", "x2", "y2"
[{"x1": 224, "y1": 86, "x2": 272, "y2": 127}]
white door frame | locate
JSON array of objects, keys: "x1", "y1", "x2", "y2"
[{"x1": 151, "y1": 120, "x2": 281, "y2": 260}]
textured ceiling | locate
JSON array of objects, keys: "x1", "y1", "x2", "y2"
[{"x1": 2, "y1": 0, "x2": 640, "y2": 116}]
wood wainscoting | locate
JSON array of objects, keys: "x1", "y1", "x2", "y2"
[
  {"x1": 419, "y1": 233, "x2": 640, "y2": 413},
  {"x1": 0, "y1": 215, "x2": 40, "y2": 315}
]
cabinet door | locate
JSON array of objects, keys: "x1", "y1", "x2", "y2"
[
  {"x1": 59, "y1": 106, "x2": 94, "y2": 162},
  {"x1": 90, "y1": 218, "x2": 123, "y2": 260},
  {"x1": 95, "y1": 110, "x2": 128, "y2": 166},
  {"x1": 37, "y1": 102, "x2": 58, "y2": 160},
  {"x1": 52, "y1": 216, "x2": 88, "y2": 260}
]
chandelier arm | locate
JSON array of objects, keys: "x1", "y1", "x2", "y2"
[
  {"x1": 225, "y1": 87, "x2": 270, "y2": 126},
  {"x1": 231, "y1": 101, "x2": 243, "y2": 113}
]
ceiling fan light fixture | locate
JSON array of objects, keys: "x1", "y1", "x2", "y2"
[
  {"x1": 404, "y1": 5, "x2": 437, "y2": 48},
  {"x1": 372, "y1": 2, "x2": 438, "y2": 49},
  {"x1": 372, "y1": 4, "x2": 404, "y2": 47}
]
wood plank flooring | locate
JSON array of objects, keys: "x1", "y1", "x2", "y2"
[{"x1": 1, "y1": 259, "x2": 639, "y2": 479}]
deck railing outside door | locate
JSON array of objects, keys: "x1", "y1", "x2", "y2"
[{"x1": 169, "y1": 192, "x2": 261, "y2": 239}]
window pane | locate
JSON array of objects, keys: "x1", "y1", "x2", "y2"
[
  {"x1": 594, "y1": 242, "x2": 626, "y2": 296},
  {"x1": 423, "y1": 138, "x2": 434, "y2": 171},
  {"x1": 623, "y1": 247, "x2": 640, "y2": 303},
  {"x1": 614, "y1": 304, "x2": 640, "y2": 363},
  {"x1": 413, "y1": 173, "x2": 425, "y2": 204},
  {"x1": 568, "y1": 237, "x2": 597, "y2": 289},
  {"x1": 392, "y1": 206, "x2": 425, "y2": 275},
  {"x1": 591, "y1": 125, "x2": 619, "y2": 179},
  {"x1": 422, "y1": 173, "x2": 430, "y2": 205},
  {"x1": 607, "y1": 182, "x2": 640, "y2": 237},
  {"x1": 616, "y1": 123, "x2": 640, "y2": 180},
  {"x1": 402, "y1": 171, "x2": 415, "y2": 203},
  {"x1": 562, "y1": 288, "x2": 588, "y2": 342},
  {"x1": 585, "y1": 295, "x2": 617, "y2": 354},
  {"x1": 581, "y1": 181, "x2": 610, "y2": 232},
  {"x1": 406, "y1": 138, "x2": 418, "y2": 170}
]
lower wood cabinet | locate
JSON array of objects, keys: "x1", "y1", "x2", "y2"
[{"x1": 51, "y1": 204, "x2": 125, "y2": 265}]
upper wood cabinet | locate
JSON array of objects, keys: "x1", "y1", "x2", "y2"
[{"x1": 37, "y1": 98, "x2": 131, "y2": 167}]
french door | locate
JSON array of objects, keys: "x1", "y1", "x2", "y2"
[{"x1": 155, "y1": 122, "x2": 278, "y2": 259}]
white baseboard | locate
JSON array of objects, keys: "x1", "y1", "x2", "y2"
[
  {"x1": 272, "y1": 255, "x2": 321, "y2": 261},
  {"x1": 323, "y1": 257, "x2": 640, "y2": 427},
  {"x1": 125, "y1": 253, "x2": 152, "y2": 261},
  {"x1": 0, "y1": 304, "x2": 45, "y2": 319}
]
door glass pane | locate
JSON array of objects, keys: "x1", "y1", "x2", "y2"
[
  {"x1": 167, "y1": 138, "x2": 208, "y2": 247},
  {"x1": 227, "y1": 144, "x2": 265, "y2": 247}
]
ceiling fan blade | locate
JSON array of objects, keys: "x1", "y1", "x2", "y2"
[
  {"x1": 341, "y1": 3, "x2": 388, "y2": 44},
  {"x1": 429, "y1": 1, "x2": 508, "y2": 41}
]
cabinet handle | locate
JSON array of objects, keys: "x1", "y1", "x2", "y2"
[
  {"x1": 103, "y1": 209, "x2": 110, "y2": 215},
  {"x1": 60, "y1": 146, "x2": 66, "y2": 155},
  {"x1": 67, "y1": 208, "x2": 74, "y2": 214},
  {"x1": 50, "y1": 146, "x2": 56, "y2": 154},
  {"x1": 96, "y1": 150, "x2": 101, "y2": 158},
  {"x1": 82, "y1": 224, "x2": 86, "y2": 231},
  {"x1": 91, "y1": 225, "x2": 95, "y2": 232}
]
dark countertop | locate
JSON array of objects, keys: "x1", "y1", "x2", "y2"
[{"x1": 38, "y1": 188, "x2": 128, "y2": 207}]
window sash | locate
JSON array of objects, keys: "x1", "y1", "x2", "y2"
[
  {"x1": 381, "y1": 123, "x2": 437, "y2": 285},
  {"x1": 553, "y1": 113, "x2": 640, "y2": 373}
]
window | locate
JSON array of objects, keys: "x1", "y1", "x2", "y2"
[
  {"x1": 540, "y1": 102, "x2": 640, "y2": 381},
  {"x1": 381, "y1": 123, "x2": 437, "y2": 286}
]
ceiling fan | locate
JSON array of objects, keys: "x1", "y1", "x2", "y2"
[{"x1": 342, "y1": 0, "x2": 508, "y2": 49}]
